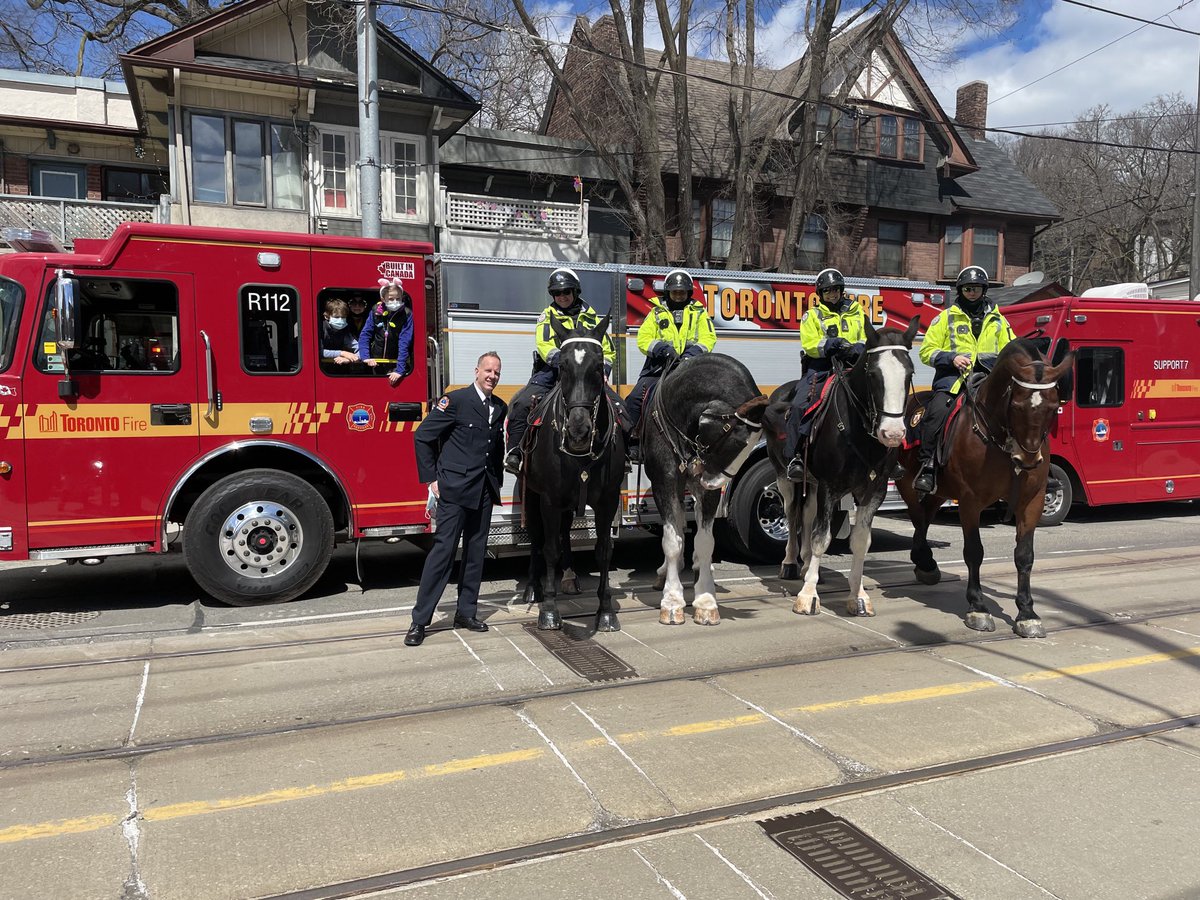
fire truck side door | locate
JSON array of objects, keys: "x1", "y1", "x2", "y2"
[
  {"x1": 310, "y1": 249, "x2": 429, "y2": 535},
  {"x1": 0, "y1": 275, "x2": 27, "y2": 556},
  {"x1": 22, "y1": 270, "x2": 200, "y2": 550},
  {"x1": 1069, "y1": 344, "x2": 1130, "y2": 505}
]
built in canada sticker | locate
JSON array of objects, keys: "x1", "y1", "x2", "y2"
[
  {"x1": 347, "y1": 403, "x2": 375, "y2": 432},
  {"x1": 1093, "y1": 418, "x2": 1109, "y2": 442},
  {"x1": 378, "y1": 260, "x2": 416, "y2": 281}
]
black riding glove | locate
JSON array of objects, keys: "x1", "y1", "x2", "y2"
[{"x1": 826, "y1": 337, "x2": 851, "y2": 358}]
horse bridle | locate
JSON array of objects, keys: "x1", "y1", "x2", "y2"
[
  {"x1": 839, "y1": 344, "x2": 913, "y2": 444},
  {"x1": 967, "y1": 373, "x2": 1059, "y2": 466},
  {"x1": 553, "y1": 335, "x2": 615, "y2": 460},
  {"x1": 650, "y1": 380, "x2": 765, "y2": 478}
]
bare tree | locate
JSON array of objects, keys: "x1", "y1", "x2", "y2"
[{"x1": 1009, "y1": 96, "x2": 1194, "y2": 292}]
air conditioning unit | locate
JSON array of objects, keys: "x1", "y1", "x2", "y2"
[{"x1": 1080, "y1": 282, "x2": 1150, "y2": 299}]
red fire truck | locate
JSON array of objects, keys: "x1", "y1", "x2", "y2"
[{"x1": 1000, "y1": 290, "x2": 1200, "y2": 525}]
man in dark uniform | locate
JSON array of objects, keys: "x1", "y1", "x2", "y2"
[{"x1": 405, "y1": 351, "x2": 507, "y2": 647}]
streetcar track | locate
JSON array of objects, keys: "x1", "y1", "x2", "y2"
[
  {"x1": 2, "y1": 601, "x2": 1198, "y2": 771},
  {"x1": 262, "y1": 714, "x2": 1200, "y2": 899},
  {"x1": 0, "y1": 547, "x2": 1182, "y2": 674}
]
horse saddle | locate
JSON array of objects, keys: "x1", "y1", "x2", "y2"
[{"x1": 630, "y1": 383, "x2": 657, "y2": 439}]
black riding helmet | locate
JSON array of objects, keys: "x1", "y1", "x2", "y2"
[
  {"x1": 662, "y1": 269, "x2": 694, "y2": 309},
  {"x1": 548, "y1": 267, "x2": 581, "y2": 296},
  {"x1": 955, "y1": 266, "x2": 990, "y2": 335},
  {"x1": 815, "y1": 267, "x2": 846, "y2": 310}
]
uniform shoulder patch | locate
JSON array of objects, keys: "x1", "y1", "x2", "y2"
[
  {"x1": 436, "y1": 395, "x2": 450, "y2": 411},
  {"x1": 910, "y1": 408, "x2": 924, "y2": 428}
]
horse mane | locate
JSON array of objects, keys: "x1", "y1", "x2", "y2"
[{"x1": 992, "y1": 338, "x2": 1049, "y2": 383}]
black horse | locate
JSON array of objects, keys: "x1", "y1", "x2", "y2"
[
  {"x1": 764, "y1": 319, "x2": 920, "y2": 616},
  {"x1": 895, "y1": 338, "x2": 1074, "y2": 637},
  {"x1": 642, "y1": 353, "x2": 768, "y2": 625},
  {"x1": 520, "y1": 315, "x2": 626, "y2": 631}
]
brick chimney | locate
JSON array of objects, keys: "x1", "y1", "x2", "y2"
[{"x1": 955, "y1": 81, "x2": 988, "y2": 140}]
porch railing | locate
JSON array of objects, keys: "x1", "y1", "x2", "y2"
[
  {"x1": 0, "y1": 194, "x2": 163, "y2": 249},
  {"x1": 442, "y1": 190, "x2": 586, "y2": 240}
]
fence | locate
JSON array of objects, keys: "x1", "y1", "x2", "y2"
[
  {"x1": 0, "y1": 195, "x2": 162, "y2": 248},
  {"x1": 443, "y1": 191, "x2": 586, "y2": 240}
]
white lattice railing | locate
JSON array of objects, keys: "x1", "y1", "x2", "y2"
[
  {"x1": 443, "y1": 190, "x2": 586, "y2": 240},
  {"x1": 0, "y1": 195, "x2": 162, "y2": 248}
]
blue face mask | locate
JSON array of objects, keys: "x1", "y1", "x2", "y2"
[{"x1": 328, "y1": 317, "x2": 347, "y2": 330}]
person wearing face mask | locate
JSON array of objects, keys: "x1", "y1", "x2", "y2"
[
  {"x1": 504, "y1": 267, "x2": 617, "y2": 475},
  {"x1": 346, "y1": 293, "x2": 370, "y2": 337},
  {"x1": 911, "y1": 265, "x2": 1015, "y2": 495},
  {"x1": 321, "y1": 298, "x2": 360, "y2": 366},
  {"x1": 623, "y1": 269, "x2": 716, "y2": 463},
  {"x1": 360, "y1": 278, "x2": 414, "y2": 386},
  {"x1": 784, "y1": 268, "x2": 866, "y2": 481}
]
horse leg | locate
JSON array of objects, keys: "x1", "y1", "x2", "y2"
[
  {"x1": 692, "y1": 490, "x2": 721, "y2": 625},
  {"x1": 658, "y1": 496, "x2": 687, "y2": 625},
  {"x1": 845, "y1": 491, "x2": 885, "y2": 617},
  {"x1": 1012, "y1": 474, "x2": 1047, "y2": 638},
  {"x1": 537, "y1": 502, "x2": 565, "y2": 630},
  {"x1": 524, "y1": 490, "x2": 545, "y2": 607},
  {"x1": 900, "y1": 475, "x2": 941, "y2": 585},
  {"x1": 794, "y1": 489, "x2": 823, "y2": 615},
  {"x1": 959, "y1": 502, "x2": 994, "y2": 633},
  {"x1": 559, "y1": 542, "x2": 581, "y2": 595},
  {"x1": 777, "y1": 475, "x2": 801, "y2": 581},
  {"x1": 593, "y1": 497, "x2": 620, "y2": 633}
]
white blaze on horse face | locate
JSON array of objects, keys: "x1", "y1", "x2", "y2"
[
  {"x1": 875, "y1": 351, "x2": 908, "y2": 447},
  {"x1": 574, "y1": 347, "x2": 586, "y2": 367},
  {"x1": 1029, "y1": 391, "x2": 1043, "y2": 409}
]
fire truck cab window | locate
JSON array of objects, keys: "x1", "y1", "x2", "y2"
[
  {"x1": 0, "y1": 277, "x2": 23, "y2": 374},
  {"x1": 240, "y1": 284, "x2": 301, "y2": 374},
  {"x1": 35, "y1": 278, "x2": 179, "y2": 374},
  {"x1": 1076, "y1": 346, "x2": 1124, "y2": 408}
]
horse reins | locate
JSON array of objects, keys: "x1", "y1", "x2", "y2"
[
  {"x1": 964, "y1": 372, "x2": 1059, "y2": 466},
  {"x1": 649, "y1": 373, "x2": 765, "y2": 478},
  {"x1": 551, "y1": 335, "x2": 617, "y2": 462}
]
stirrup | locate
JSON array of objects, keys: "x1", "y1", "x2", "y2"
[
  {"x1": 913, "y1": 465, "x2": 935, "y2": 494},
  {"x1": 785, "y1": 456, "x2": 805, "y2": 482}
]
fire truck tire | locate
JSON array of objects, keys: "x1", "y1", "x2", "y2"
[
  {"x1": 723, "y1": 459, "x2": 788, "y2": 562},
  {"x1": 184, "y1": 469, "x2": 335, "y2": 605},
  {"x1": 1039, "y1": 463, "x2": 1073, "y2": 528}
]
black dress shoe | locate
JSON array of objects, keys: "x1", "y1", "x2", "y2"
[
  {"x1": 404, "y1": 624, "x2": 426, "y2": 646},
  {"x1": 453, "y1": 615, "x2": 488, "y2": 632}
]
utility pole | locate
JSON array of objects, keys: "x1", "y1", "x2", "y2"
[
  {"x1": 357, "y1": 0, "x2": 382, "y2": 238},
  {"x1": 1191, "y1": 46, "x2": 1200, "y2": 301}
]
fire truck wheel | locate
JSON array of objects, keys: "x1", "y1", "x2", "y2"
[
  {"x1": 184, "y1": 469, "x2": 335, "y2": 605},
  {"x1": 723, "y1": 458, "x2": 787, "y2": 562},
  {"x1": 1039, "y1": 463, "x2": 1072, "y2": 528}
]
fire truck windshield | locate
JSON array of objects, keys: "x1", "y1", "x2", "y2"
[{"x1": 0, "y1": 277, "x2": 23, "y2": 373}]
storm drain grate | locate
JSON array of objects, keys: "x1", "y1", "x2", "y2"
[
  {"x1": 523, "y1": 622, "x2": 638, "y2": 682},
  {"x1": 760, "y1": 808, "x2": 960, "y2": 900},
  {"x1": 0, "y1": 610, "x2": 102, "y2": 630}
]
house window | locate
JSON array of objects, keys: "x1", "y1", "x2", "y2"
[
  {"x1": 321, "y1": 132, "x2": 349, "y2": 210},
  {"x1": 104, "y1": 168, "x2": 167, "y2": 203},
  {"x1": 943, "y1": 224, "x2": 963, "y2": 279},
  {"x1": 878, "y1": 220, "x2": 906, "y2": 276},
  {"x1": 903, "y1": 119, "x2": 921, "y2": 161},
  {"x1": 270, "y1": 125, "x2": 304, "y2": 211},
  {"x1": 711, "y1": 198, "x2": 735, "y2": 259},
  {"x1": 815, "y1": 104, "x2": 833, "y2": 143},
  {"x1": 879, "y1": 116, "x2": 898, "y2": 158},
  {"x1": 857, "y1": 115, "x2": 876, "y2": 154},
  {"x1": 973, "y1": 226, "x2": 999, "y2": 277},
  {"x1": 233, "y1": 120, "x2": 265, "y2": 205},
  {"x1": 835, "y1": 109, "x2": 857, "y2": 151},
  {"x1": 391, "y1": 138, "x2": 419, "y2": 218},
  {"x1": 31, "y1": 162, "x2": 86, "y2": 200},
  {"x1": 191, "y1": 114, "x2": 227, "y2": 204},
  {"x1": 798, "y1": 215, "x2": 827, "y2": 270}
]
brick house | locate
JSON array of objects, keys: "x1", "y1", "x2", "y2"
[{"x1": 541, "y1": 16, "x2": 1059, "y2": 284}]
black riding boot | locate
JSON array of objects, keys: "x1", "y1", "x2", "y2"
[{"x1": 912, "y1": 456, "x2": 935, "y2": 494}]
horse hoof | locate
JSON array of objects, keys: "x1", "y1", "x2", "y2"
[
  {"x1": 538, "y1": 610, "x2": 562, "y2": 630},
  {"x1": 780, "y1": 563, "x2": 801, "y2": 581},
  {"x1": 560, "y1": 577, "x2": 580, "y2": 595},
  {"x1": 792, "y1": 596, "x2": 820, "y2": 615},
  {"x1": 848, "y1": 597, "x2": 874, "y2": 617},
  {"x1": 914, "y1": 566, "x2": 941, "y2": 586},
  {"x1": 595, "y1": 612, "x2": 620, "y2": 632},
  {"x1": 693, "y1": 607, "x2": 720, "y2": 626},
  {"x1": 1014, "y1": 619, "x2": 1046, "y2": 639},
  {"x1": 965, "y1": 611, "x2": 995, "y2": 632},
  {"x1": 659, "y1": 607, "x2": 685, "y2": 625}
]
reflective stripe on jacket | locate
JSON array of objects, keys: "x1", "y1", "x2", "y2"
[
  {"x1": 636, "y1": 297, "x2": 717, "y2": 357},
  {"x1": 799, "y1": 300, "x2": 866, "y2": 374}
]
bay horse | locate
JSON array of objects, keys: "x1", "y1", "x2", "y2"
[
  {"x1": 642, "y1": 353, "x2": 768, "y2": 625},
  {"x1": 895, "y1": 338, "x2": 1074, "y2": 637},
  {"x1": 764, "y1": 319, "x2": 920, "y2": 616},
  {"x1": 521, "y1": 315, "x2": 626, "y2": 631}
]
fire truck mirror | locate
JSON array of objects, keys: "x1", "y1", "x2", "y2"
[{"x1": 54, "y1": 270, "x2": 80, "y2": 350}]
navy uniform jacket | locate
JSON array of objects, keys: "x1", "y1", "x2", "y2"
[{"x1": 414, "y1": 386, "x2": 507, "y2": 509}]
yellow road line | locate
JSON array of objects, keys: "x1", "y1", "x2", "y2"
[{"x1": 4, "y1": 645, "x2": 1199, "y2": 845}]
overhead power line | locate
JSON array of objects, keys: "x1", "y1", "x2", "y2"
[{"x1": 1057, "y1": 0, "x2": 1200, "y2": 35}]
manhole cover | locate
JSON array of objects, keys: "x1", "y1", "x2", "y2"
[
  {"x1": 523, "y1": 622, "x2": 637, "y2": 682},
  {"x1": 760, "y1": 808, "x2": 959, "y2": 900},
  {"x1": 0, "y1": 610, "x2": 102, "y2": 630}
]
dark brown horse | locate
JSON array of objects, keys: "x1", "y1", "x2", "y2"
[{"x1": 896, "y1": 338, "x2": 1074, "y2": 637}]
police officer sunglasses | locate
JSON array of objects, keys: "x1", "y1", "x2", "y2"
[{"x1": 550, "y1": 289, "x2": 574, "y2": 296}]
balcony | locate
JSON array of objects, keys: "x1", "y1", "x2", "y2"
[
  {"x1": 439, "y1": 190, "x2": 589, "y2": 262},
  {"x1": 0, "y1": 194, "x2": 164, "y2": 249}
]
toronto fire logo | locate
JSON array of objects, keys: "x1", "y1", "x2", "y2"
[{"x1": 347, "y1": 403, "x2": 375, "y2": 432}]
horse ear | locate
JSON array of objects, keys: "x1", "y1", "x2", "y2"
[
  {"x1": 735, "y1": 395, "x2": 769, "y2": 424},
  {"x1": 903, "y1": 317, "x2": 920, "y2": 347},
  {"x1": 1051, "y1": 351, "x2": 1076, "y2": 403},
  {"x1": 550, "y1": 315, "x2": 569, "y2": 340},
  {"x1": 595, "y1": 314, "x2": 611, "y2": 337},
  {"x1": 864, "y1": 319, "x2": 879, "y2": 347}
]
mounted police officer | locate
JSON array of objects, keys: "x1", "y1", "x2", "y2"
[
  {"x1": 623, "y1": 268, "x2": 716, "y2": 462},
  {"x1": 359, "y1": 277, "x2": 414, "y2": 386},
  {"x1": 784, "y1": 268, "x2": 865, "y2": 481},
  {"x1": 912, "y1": 265, "x2": 1015, "y2": 495},
  {"x1": 504, "y1": 267, "x2": 617, "y2": 475}
]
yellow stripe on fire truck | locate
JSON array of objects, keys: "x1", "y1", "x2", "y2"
[
  {"x1": 2, "y1": 403, "x2": 349, "y2": 439},
  {"x1": 1129, "y1": 379, "x2": 1200, "y2": 400}
]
